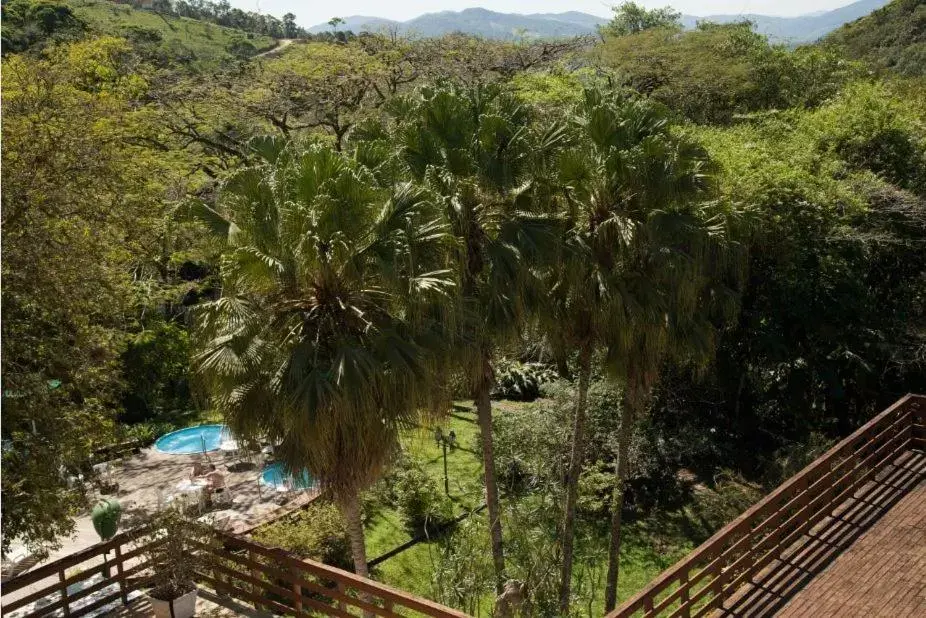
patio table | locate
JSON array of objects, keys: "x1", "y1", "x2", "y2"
[{"x1": 166, "y1": 477, "x2": 208, "y2": 506}]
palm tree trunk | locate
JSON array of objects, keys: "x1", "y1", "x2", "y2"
[
  {"x1": 342, "y1": 489, "x2": 369, "y2": 578},
  {"x1": 557, "y1": 342, "x2": 593, "y2": 615},
  {"x1": 475, "y1": 357, "x2": 506, "y2": 595},
  {"x1": 603, "y1": 385, "x2": 641, "y2": 612},
  {"x1": 342, "y1": 488, "x2": 375, "y2": 618}
]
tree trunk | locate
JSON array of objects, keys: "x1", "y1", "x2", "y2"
[
  {"x1": 341, "y1": 489, "x2": 369, "y2": 578},
  {"x1": 341, "y1": 488, "x2": 374, "y2": 617},
  {"x1": 475, "y1": 358, "x2": 506, "y2": 595},
  {"x1": 557, "y1": 343, "x2": 593, "y2": 615},
  {"x1": 603, "y1": 386, "x2": 641, "y2": 612}
]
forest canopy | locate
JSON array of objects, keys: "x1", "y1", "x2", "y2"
[{"x1": 1, "y1": 0, "x2": 924, "y2": 614}]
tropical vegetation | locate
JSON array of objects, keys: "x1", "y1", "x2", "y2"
[{"x1": 2, "y1": 1, "x2": 924, "y2": 616}]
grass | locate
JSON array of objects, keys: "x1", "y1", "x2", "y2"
[
  {"x1": 360, "y1": 401, "x2": 707, "y2": 616},
  {"x1": 248, "y1": 399, "x2": 716, "y2": 616},
  {"x1": 67, "y1": 0, "x2": 276, "y2": 70}
]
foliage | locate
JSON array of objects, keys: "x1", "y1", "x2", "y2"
[
  {"x1": 253, "y1": 501, "x2": 353, "y2": 570},
  {"x1": 0, "y1": 36, "x2": 173, "y2": 554},
  {"x1": 600, "y1": 1, "x2": 681, "y2": 38},
  {"x1": 660, "y1": 79, "x2": 926, "y2": 475},
  {"x1": 685, "y1": 471, "x2": 762, "y2": 533},
  {"x1": 491, "y1": 360, "x2": 556, "y2": 401},
  {"x1": 825, "y1": 0, "x2": 926, "y2": 77},
  {"x1": 1, "y1": 0, "x2": 86, "y2": 53},
  {"x1": 393, "y1": 459, "x2": 457, "y2": 537},
  {"x1": 596, "y1": 21, "x2": 859, "y2": 123},
  {"x1": 120, "y1": 319, "x2": 192, "y2": 424}
]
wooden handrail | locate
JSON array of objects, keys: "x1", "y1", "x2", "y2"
[
  {"x1": 2, "y1": 516, "x2": 470, "y2": 618},
  {"x1": 606, "y1": 393, "x2": 924, "y2": 618}
]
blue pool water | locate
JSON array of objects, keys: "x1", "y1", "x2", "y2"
[
  {"x1": 260, "y1": 462, "x2": 314, "y2": 491},
  {"x1": 154, "y1": 424, "x2": 227, "y2": 455}
]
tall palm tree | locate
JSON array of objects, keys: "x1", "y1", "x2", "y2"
[
  {"x1": 550, "y1": 90, "x2": 743, "y2": 613},
  {"x1": 191, "y1": 137, "x2": 453, "y2": 577},
  {"x1": 388, "y1": 83, "x2": 561, "y2": 593}
]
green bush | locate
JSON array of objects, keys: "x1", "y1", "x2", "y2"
[
  {"x1": 252, "y1": 501, "x2": 353, "y2": 570},
  {"x1": 688, "y1": 470, "x2": 762, "y2": 533},
  {"x1": 392, "y1": 459, "x2": 456, "y2": 537},
  {"x1": 491, "y1": 359, "x2": 556, "y2": 401}
]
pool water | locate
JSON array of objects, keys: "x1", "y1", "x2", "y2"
[
  {"x1": 154, "y1": 424, "x2": 227, "y2": 455},
  {"x1": 260, "y1": 462, "x2": 314, "y2": 491}
]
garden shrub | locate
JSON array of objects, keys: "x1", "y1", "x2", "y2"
[
  {"x1": 252, "y1": 501, "x2": 353, "y2": 570},
  {"x1": 392, "y1": 459, "x2": 456, "y2": 537},
  {"x1": 491, "y1": 359, "x2": 556, "y2": 401},
  {"x1": 687, "y1": 470, "x2": 762, "y2": 533}
]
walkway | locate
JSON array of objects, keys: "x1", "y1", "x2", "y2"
[{"x1": 719, "y1": 449, "x2": 926, "y2": 617}]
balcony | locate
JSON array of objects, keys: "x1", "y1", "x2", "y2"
[{"x1": 608, "y1": 394, "x2": 925, "y2": 618}]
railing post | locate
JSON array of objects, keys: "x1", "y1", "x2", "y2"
[
  {"x1": 114, "y1": 542, "x2": 128, "y2": 605},
  {"x1": 336, "y1": 579, "x2": 347, "y2": 612},
  {"x1": 249, "y1": 550, "x2": 262, "y2": 611},
  {"x1": 291, "y1": 565, "x2": 303, "y2": 613},
  {"x1": 59, "y1": 567, "x2": 70, "y2": 617},
  {"x1": 680, "y1": 569, "x2": 690, "y2": 618}
]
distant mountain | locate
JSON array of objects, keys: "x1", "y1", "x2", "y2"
[
  {"x1": 680, "y1": 0, "x2": 892, "y2": 44},
  {"x1": 309, "y1": 8, "x2": 605, "y2": 39},
  {"x1": 824, "y1": 0, "x2": 926, "y2": 76},
  {"x1": 309, "y1": 1, "x2": 892, "y2": 44}
]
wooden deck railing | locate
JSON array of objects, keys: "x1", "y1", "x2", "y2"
[
  {"x1": 606, "y1": 393, "x2": 925, "y2": 618},
  {"x1": 0, "y1": 528, "x2": 156, "y2": 618},
  {"x1": 194, "y1": 530, "x2": 469, "y2": 618},
  {"x1": 1, "y1": 524, "x2": 469, "y2": 618}
]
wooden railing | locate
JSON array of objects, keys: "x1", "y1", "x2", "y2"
[
  {"x1": 1, "y1": 525, "x2": 469, "y2": 618},
  {"x1": 0, "y1": 528, "x2": 156, "y2": 618},
  {"x1": 607, "y1": 393, "x2": 925, "y2": 618},
  {"x1": 196, "y1": 531, "x2": 469, "y2": 618}
]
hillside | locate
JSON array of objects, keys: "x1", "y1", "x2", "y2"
[
  {"x1": 824, "y1": 0, "x2": 926, "y2": 75},
  {"x1": 2, "y1": 0, "x2": 277, "y2": 68},
  {"x1": 308, "y1": 2, "x2": 891, "y2": 43},
  {"x1": 72, "y1": 0, "x2": 276, "y2": 67}
]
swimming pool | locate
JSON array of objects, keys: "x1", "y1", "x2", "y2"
[
  {"x1": 260, "y1": 462, "x2": 314, "y2": 491},
  {"x1": 154, "y1": 424, "x2": 227, "y2": 455}
]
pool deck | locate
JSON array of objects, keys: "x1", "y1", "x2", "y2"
[{"x1": 6, "y1": 444, "x2": 320, "y2": 601}]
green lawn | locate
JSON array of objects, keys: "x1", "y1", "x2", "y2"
[
  {"x1": 250, "y1": 399, "x2": 708, "y2": 616},
  {"x1": 361, "y1": 401, "x2": 704, "y2": 616},
  {"x1": 68, "y1": 0, "x2": 276, "y2": 70}
]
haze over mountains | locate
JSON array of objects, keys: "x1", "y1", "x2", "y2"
[{"x1": 308, "y1": 0, "x2": 890, "y2": 44}]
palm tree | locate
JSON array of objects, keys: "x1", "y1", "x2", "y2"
[
  {"x1": 388, "y1": 83, "x2": 562, "y2": 593},
  {"x1": 550, "y1": 90, "x2": 742, "y2": 612},
  {"x1": 191, "y1": 137, "x2": 453, "y2": 577}
]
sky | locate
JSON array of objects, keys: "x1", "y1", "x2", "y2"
[{"x1": 230, "y1": 1, "x2": 865, "y2": 28}]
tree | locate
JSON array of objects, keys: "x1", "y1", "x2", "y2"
[
  {"x1": 282, "y1": 13, "x2": 299, "y2": 38},
  {"x1": 1, "y1": 37, "x2": 173, "y2": 555},
  {"x1": 548, "y1": 89, "x2": 742, "y2": 612},
  {"x1": 328, "y1": 16, "x2": 345, "y2": 33},
  {"x1": 241, "y1": 42, "x2": 384, "y2": 149},
  {"x1": 389, "y1": 84, "x2": 561, "y2": 593},
  {"x1": 192, "y1": 138, "x2": 453, "y2": 577},
  {"x1": 601, "y1": 1, "x2": 681, "y2": 37}
]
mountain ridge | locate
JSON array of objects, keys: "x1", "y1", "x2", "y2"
[{"x1": 308, "y1": 1, "x2": 891, "y2": 43}]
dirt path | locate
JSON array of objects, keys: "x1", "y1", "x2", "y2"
[{"x1": 254, "y1": 38, "x2": 294, "y2": 59}]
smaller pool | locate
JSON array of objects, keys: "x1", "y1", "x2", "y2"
[
  {"x1": 260, "y1": 462, "x2": 314, "y2": 491},
  {"x1": 154, "y1": 424, "x2": 227, "y2": 455}
]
